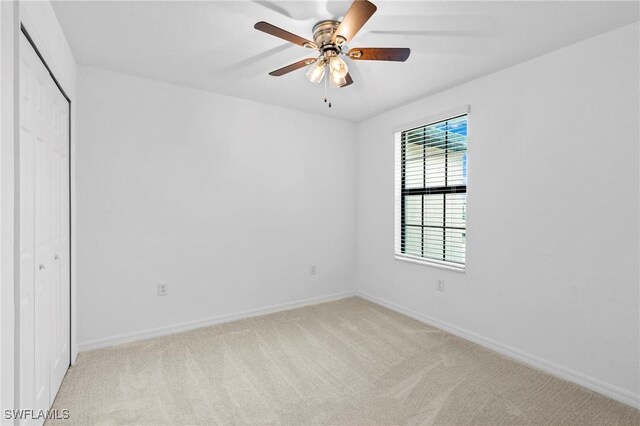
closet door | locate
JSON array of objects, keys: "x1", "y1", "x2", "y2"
[
  {"x1": 49, "y1": 79, "x2": 70, "y2": 398},
  {"x1": 19, "y1": 31, "x2": 71, "y2": 420},
  {"x1": 33, "y1": 73, "x2": 52, "y2": 413}
]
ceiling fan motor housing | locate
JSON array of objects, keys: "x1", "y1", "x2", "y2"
[{"x1": 312, "y1": 20, "x2": 343, "y2": 55}]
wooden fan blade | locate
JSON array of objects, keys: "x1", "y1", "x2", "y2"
[
  {"x1": 269, "y1": 58, "x2": 317, "y2": 76},
  {"x1": 339, "y1": 73, "x2": 354, "y2": 88},
  {"x1": 348, "y1": 47, "x2": 410, "y2": 62},
  {"x1": 254, "y1": 21, "x2": 317, "y2": 49},
  {"x1": 333, "y1": 0, "x2": 377, "y2": 44}
]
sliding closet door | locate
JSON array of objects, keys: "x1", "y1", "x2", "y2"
[{"x1": 19, "y1": 30, "x2": 70, "y2": 420}]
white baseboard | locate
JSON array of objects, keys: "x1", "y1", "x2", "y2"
[
  {"x1": 79, "y1": 290, "x2": 356, "y2": 352},
  {"x1": 357, "y1": 290, "x2": 640, "y2": 409}
]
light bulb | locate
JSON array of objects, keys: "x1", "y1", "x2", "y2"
[
  {"x1": 329, "y1": 56, "x2": 348, "y2": 79},
  {"x1": 330, "y1": 72, "x2": 346, "y2": 87},
  {"x1": 305, "y1": 60, "x2": 325, "y2": 84}
]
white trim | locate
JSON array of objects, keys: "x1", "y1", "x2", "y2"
[
  {"x1": 394, "y1": 130, "x2": 402, "y2": 256},
  {"x1": 356, "y1": 291, "x2": 640, "y2": 409},
  {"x1": 0, "y1": 0, "x2": 18, "y2": 417},
  {"x1": 392, "y1": 105, "x2": 470, "y2": 134},
  {"x1": 394, "y1": 254, "x2": 465, "y2": 273},
  {"x1": 79, "y1": 291, "x2": 357, "y2": 352},
  {"x1": 394, "y1": 108, "x2": 470, "y2": 271}
]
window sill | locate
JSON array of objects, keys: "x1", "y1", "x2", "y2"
[{"x1": 394, "y1": 254, "x2": 466, "y2": 273}]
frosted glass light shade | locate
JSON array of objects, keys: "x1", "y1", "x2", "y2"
[
  {"x1": 306, "y1": 60, "x2": 326, "y2": 84},
  {"x1": 330, "y1": 73, "x2": 346, "y2": 87}
]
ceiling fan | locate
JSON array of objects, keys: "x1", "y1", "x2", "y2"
[{"x1": 254, "y1": 0, "x2": 410, "y2": 107}]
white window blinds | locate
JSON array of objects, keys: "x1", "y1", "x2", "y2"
[{"x1": 395, "y1": 114, "x2": 468, "y2": 268}]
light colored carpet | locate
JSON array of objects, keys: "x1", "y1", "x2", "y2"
[{"x1": 49, "y1": 297, "x2": 639, "y2": 425}]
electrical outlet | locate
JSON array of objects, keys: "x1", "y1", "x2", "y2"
[
  {"x1": 310, "y1": 265, "x2": 317, "y2": 275},
  {"x1": 437, "y1": 280, "x2": 445, "y2": 292},
  {"x1": 157, "y1": 283, "x2": 168, "y2": 296}
]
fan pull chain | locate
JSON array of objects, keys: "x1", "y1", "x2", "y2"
[
  {"x1": 323, "y1": 64, "x2": 329, "y2": 107},
  {"x1": 324, "y1": 63, "x2": 332, "y2": 108}
]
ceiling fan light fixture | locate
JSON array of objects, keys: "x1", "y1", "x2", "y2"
[
  {"x1": 329, "y1": 56, "x2": 348, "y2": 79},
  {"x1": 306, "y1": 59, "x2": 326, "y2": 84},
  {"x1": 255, "y1": 0, "x2": 411, "y2": 99}
]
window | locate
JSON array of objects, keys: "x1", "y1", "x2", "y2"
[{"x1": 395, "y1": 113, "x2": 468, "y2": 270}]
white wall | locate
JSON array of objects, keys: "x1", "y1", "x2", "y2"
[
  {"x1": 356, "y1": 22, "x2": 640, "y2": 407},
  {"x1": 76, "y1": 66, "x2": 358, "y2": 349}
]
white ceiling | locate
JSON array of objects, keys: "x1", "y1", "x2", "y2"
[{"x1": 51, "y1": 1, "x2": 639, "y2": 122}]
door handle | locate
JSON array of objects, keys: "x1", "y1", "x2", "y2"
[
  {"x1": 38, "y1": 264, "x2": 46, "y2": 271},
  {"x1": 54, "y1": 254, "x2": 60, "y2": 261}
]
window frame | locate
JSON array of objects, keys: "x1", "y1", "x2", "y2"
[{"x1": 394, "y1": 106, "x2": 469, "y2": 272}]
